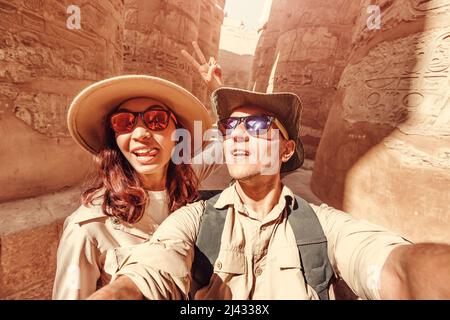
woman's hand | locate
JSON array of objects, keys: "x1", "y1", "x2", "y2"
[{"x1": 182, "y1": 41, "x2": 223, "y2": 92}]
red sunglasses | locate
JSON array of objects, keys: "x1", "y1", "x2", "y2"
[{"x1": 110, "y1": 106, "x2": 177, "y2": 134}]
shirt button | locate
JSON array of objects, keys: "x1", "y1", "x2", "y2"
[
  {"x1": 216, "y1": 261, "x2": 222, "y2": 270},
  {"x1": 255, "y1": 267, "x2": 263, "y2": 276}
]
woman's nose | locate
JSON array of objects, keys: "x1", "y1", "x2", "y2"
[{"x1": 131, "y1": 117, "x2": 152, "y2": 141}]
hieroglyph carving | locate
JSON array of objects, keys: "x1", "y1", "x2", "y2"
[{"x1": 340, "y1": 28, "x2": 450, "y2": 137}]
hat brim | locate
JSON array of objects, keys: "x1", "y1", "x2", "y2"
[
  {"x1": 211, "y1": 87, "x2": 304, "y2": 172},
  {"x1": 68, "y1": 75, "x2": 212, "y2": 155}
]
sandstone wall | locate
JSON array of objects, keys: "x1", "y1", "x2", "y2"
[
  {"x1": 311, "y1": 0, "x2": 450, "y2": 243},
  {"x1": 123, "y1": 0, "x2": 225, "y2": 106},
  {"x1": 218, "y1": 49, "x2": 254, "y2": 89},
  {"x1": 249, "y1": 0, "x2": 359, "y2": 158},
  {"x1": 0, "y1": 0, "x2": 124, "y2": 202},
  {"x1": 0, "y1": 0, "x2": 124, "y2": 299},
  {"x1": 0, "y1": 0, "x2": 224, "y2": 299}
]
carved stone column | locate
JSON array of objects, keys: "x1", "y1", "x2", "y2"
[
  {"x1": 123, "y1": 0, "x2": 225, "y2": 106},
  {"x1": 311, "y1": 0, "x2": 450, "y2": 243},
  {"x1": 250, "y1": 0, "x2": 359, "y2": 158},
  {"x1": 0, "y1": 0, "x2": 124, "y2": 202},
  {"x1": 0, "y1": 0, "x2": 124, "y2": 299}
]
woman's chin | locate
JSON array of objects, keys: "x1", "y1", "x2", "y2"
[{"x1": 134, "y1": 164, "x2": 160, "y2": 175}]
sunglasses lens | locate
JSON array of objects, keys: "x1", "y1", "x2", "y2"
[
  {"x1": 143, "y1": 109, "x2": 170, "y2": 131},
  {"x1": 245, "y1": 116, "x2": 271, "y2": 136},
  {"x1": 218, "y1": 118, "x2": 239, "y2": 136},
  {"x1": 111, "y1": 113, "x2": 136, "y2": 133}
]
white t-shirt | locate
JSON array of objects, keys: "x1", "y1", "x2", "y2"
[{"x1": 146, "y1": 190, "x2": 170, "y2": 225}]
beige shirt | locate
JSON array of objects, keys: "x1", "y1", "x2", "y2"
[
  {"x1": 115, "y1": 184, "x2": 411, "y2": 300},
  {"x1": 52, "y1": 147, "x2": 228, "y2": 300}
]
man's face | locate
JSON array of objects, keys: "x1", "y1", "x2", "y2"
[{"x1": 222, "y1": 105, "x2": 295, "y2": 180}]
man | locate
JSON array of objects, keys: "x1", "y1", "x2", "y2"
[{"x1": 89, "y1": 88, "x2": 450, "y2": 300}]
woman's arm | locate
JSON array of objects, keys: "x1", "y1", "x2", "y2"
[{"x1": 182, "y1": 42, "x2": 230, "y2": 184}]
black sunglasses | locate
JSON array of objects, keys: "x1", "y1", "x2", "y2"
[
  {"x1": 110, "y1": 105, "x2": 177, "y2": 134},
  {"x1": 217, "y1": 115, "x2": 289, "y2": 140}
]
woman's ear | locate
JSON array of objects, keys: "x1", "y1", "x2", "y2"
[{"x1": 281, "y1": 140, "x2": 296, "y2": 163}]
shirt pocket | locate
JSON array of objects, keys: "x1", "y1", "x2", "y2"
[
  {"x1": 276, "y1": 246, "x2": 303, "y2": 270},
  {"x1": 213, "y1": 250, "x2": 246, "y2": 275},
  {"x1": 103, "y1": 244, "x2": 142, "y2": 276}
]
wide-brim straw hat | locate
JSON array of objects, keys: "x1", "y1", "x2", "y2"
[{"x1": 67, "y1": 75, "x2": 212, "y2": 155}]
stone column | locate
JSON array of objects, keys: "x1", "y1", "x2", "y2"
[
  {"x1": 249, "y1": 0, "x2": 359, "y2": 158},
  {"x1": 123, "y1": 0, "x2": 225, "y2": 107},
  {"x1": 249, "y1": 0, "x2": 285, "y2": 92},
  {"x1": 0, "y1": 0, "x2": 123, "y2": 201},
  {"x1": 0, "y1": 0, "x2": 124, "y2": 298},
  {"x1": 311, "y1": 0, "x2": 450, "y2": 243}
]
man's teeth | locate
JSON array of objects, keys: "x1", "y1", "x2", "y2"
[{"x1": 233, "y1": 151, "x2": 249, "y2": 156}]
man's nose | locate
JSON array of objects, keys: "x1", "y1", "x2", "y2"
[{"x1": 230, "y1": 121, "x2": 249, "y2": 142}]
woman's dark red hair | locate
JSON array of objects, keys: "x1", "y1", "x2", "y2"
[{"x1": 81, "y1": 109, "x2": 200, "y2": 224}]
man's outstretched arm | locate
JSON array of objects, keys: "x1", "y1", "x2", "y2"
[
  {"x1": 381, "y1": 243, "x2": 450, "y2": 299},
  {"x1": 86, "y1": 201, "x2": 204, "y2": 300},
  {"x1": 88, "y1": 276, "x2": 143, "y2": 300}
]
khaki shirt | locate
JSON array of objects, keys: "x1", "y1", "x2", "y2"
[
  {"x1": 115, "y1": 184, "x2": 411, "y2": 300},
  {"x1": 52, "y1": 144, "x2": 228, "y2": 300}
]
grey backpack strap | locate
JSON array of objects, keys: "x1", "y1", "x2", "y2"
[
  {"x1": 190, "y1": 192, "x2": 227, "y2": 298},
  {"x1": 287, "y1": 196, "x2": 334, "y2": 300}
]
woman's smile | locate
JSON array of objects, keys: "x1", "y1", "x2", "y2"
[{"x1": 131, "y1": 146, "x2": 160, "y2": 164}]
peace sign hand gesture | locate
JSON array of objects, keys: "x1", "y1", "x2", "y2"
[{"x1": 182, "y1": 41, "x2": 223, "y2": 92}]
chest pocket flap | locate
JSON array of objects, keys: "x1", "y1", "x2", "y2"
[{"x1": 214, "y1": 250, "x2": 246, "y2": 275}]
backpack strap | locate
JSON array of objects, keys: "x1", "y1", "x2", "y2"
[
  {"x1": 190, "y1": 191, "x2": 226, "y2": 298},
  {"x1": 287, "y1": 195, "x2": 335, "y2": 300}
]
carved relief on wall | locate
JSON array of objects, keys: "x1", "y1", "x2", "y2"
[
  {"x1": 0, "y1": 1, "x2": 124, "y2": 137},
  {"x1": 340, "y1": 28, "x2": 450, "y2": 137},
  {"x1": 123, "y1": 0, "x2": 224, "y2": 106},
  {"x1": 12, "y1": 93, "x2": 70, "y2": 137},
  {"x1": 411, "y1": 0, "x2": 450, "y2": 13},
  {"x1": 124, "y1": 29, "x2": 196, "y2": 92},
  {"x1": 352, "y1": 0, "x2": 450, "y2": 51}
]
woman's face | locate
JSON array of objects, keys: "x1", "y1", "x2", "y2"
[{"x1": 114, "y1": 97, "x2": 177, "y2": 181}]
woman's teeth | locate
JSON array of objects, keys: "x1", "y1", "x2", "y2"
[{"x1": 133, "y1": 148, "x2": 158, "y2": 157}]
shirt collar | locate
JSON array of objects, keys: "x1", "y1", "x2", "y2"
[
  {"x1": 213, "y1": 182, "x2": 296, "y2": 214},
  {"x1": 70, "y1": 204, "x2": 107, "y2": 224}
]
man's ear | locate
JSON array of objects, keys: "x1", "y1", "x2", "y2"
[{"x1": 281, "y1": 140, "x2": 296, "y2": 163}]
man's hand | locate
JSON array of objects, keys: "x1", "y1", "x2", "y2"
[
  {"x1": 381, "y1": 243, "x2": 450, "y2": 299},
  {"x1": 87, "y1": 276, "x2": 144, "y2": 300},
  {"x1": 182, "y1": 41, "x2": 223, "y2": 92}
]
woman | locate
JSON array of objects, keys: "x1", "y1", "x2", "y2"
[{"x1": 53, "y1": 45, "x2": 224, "y2": 299}]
